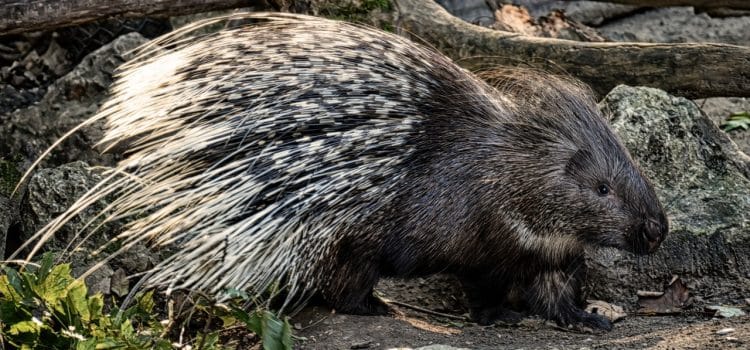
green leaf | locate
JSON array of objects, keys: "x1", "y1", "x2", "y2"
[
  {"x1": 120, "y1": 319, "x2": 135, "y2": 338},
  {"x1": 9, "y1": 320, "x2": 41, "y2": 335},
  {"x1": 37, "y1": 253, "x2": 56, "y2": 282},
  {"x1": 137, "y1": 290, "x2": 155, "y2": 314},
  {"x1": 232, "y1": 307, "x2": 261, "y2": 333},
  {"x1": 259, "y1": 311, "x2": 293, "y2": 350},
  {"x1": 1, "y1": 267, "x2": 25, "y2": 300},
  {"x1": 67, "y1": 280, "x2": 91, "y2": 322},
  {"x1": 721, "y1": 111, "x2": 750, "y2": 132},
  {"x1": 0, "y1": 300, "x2": 28, "y2": 324},
  {"x1": 87, "y1": 294, "x2": 104, "y2": 323},
  {"x1": 195, "y1": 332, "x2": 221, "y2": 349},
  {"x1": 234, "y1": 308, "x2": 292, "y2": 350},
  {"x1": 75, "y1": 338, "x2": 97, "y2": 350},
  {"x1": 93, "y1": 339, "x2": 125, "y2": 349},
  {"x1": 37, "y1": 264, "x2": 75, "y2": 311},
  {"x1": 224, "y1": 288, "x2": 250, "y2": 300}
]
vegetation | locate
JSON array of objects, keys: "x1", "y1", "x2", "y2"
[
  {"x1": 721, "y1": 111, "x2": 750, "y2": 132},
  {"x1": 0, "y1": 254, "x2": 293, "y2": 349}
]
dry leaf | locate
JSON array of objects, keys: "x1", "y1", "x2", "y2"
[
  {"x1": 636, "y1": 276, "x2": 690, "y2": 315},
  {"x1": 585, "y1": 300, "x2": 626, "y2": 322}
]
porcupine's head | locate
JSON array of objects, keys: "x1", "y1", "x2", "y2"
[{"x1": 469, "y1": 69, "x2": 668, "y2": 260}]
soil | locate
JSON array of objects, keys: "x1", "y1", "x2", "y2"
[
  {"x1": 295, "y1": 310, "x2": 749, "y2": 349},
  {"x1": 291, "y1": 277, "x2": 750, "y2": 349}
]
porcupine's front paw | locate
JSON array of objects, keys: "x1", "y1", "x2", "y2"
[{"x1": 556, "y1": 309, "x2": 613, "y2": 331}]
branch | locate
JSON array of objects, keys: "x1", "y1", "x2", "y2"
[
  {"x1": 576, "y1": 0, "x2": 750, "y2": 10},
  {"x1": 395, "y1": 0, "x2": 750, "y2": 98},
  {"x1": 0, "y1": 0, "x2": 263, "y2": 36}
]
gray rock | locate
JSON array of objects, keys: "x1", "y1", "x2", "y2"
[
  {"x1": 0, "y1": 194, "x2": 12, "y2": 257},
  {"x1": 695, "y1": 97, "x2": 750, "y2": 156},
  {"x1": 20, "y1": 161, "x2": 105, "y2": 249},
  {"x1": 509, "y1": 0, "x2": 639, "y2": 26},
  {"x1": 435, "y1": 0, "x2": 494, "y2": 26},
  {"x1": 18, "y1": 160, "x2": 160, "y2": 290},
  {"x1": 0, "y1": 32, "x2": 148, "y2": 173},
  {"x1": 74, "y1": 262, "x2": 114, "y2": 296},
  {"x1": 584, "y1": 85, "x2": 750, "y2": 306},
  {"x1": 598, "y1": 7, "x2": 750, "y2": 46}
]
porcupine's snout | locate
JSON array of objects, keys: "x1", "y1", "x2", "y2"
[{"x1": 639, "y1": 215, "x2": 668, "y2": 254}]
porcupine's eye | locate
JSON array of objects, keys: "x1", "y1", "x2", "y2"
[{"x1": 597, "y1": 184, "x2": 610, "y2": 196}]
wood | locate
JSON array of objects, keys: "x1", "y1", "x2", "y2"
[
  {"x1": 577, "y1": 0, "x2": 750, "y2": 10},
  {"x1": 395, "y1": 0, "x2": 750, "y2": 98},
  {"x1": 0, "y1": 0, "x2": 261, "y2": 36}
]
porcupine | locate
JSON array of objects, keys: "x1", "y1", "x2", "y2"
[{"x1": 16, "y1": 13, "x2": 668, "y2": 330}]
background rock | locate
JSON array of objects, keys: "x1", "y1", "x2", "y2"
[
  {"x1": 0, "y1": 32, "x2": 147, "y2": 177},
  {"x1": 435, "y1": 0, "x2": 494, "y2": 26},
  {"x1": 584, "y1": 85, "x2": 750, "y2": 307},
  {"x1": 696, "y1": 97, "x2": 750, "y2": 155},
  {"x1": 0, "y1": 194, "x2": 12, "y2": 257},
  {"x1": 13, "y1": 160, "x2": 158, "y2": 290},
  {"x1": 19, "y1": 161, "x2": 105, "y2": 252},
  {"x1": 598, "y1": 7, "x2": 750, "y2": 45}
]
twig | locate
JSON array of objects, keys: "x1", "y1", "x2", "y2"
[{"x1": 385, "y1": 300, "x2": 468, "y2": 321}]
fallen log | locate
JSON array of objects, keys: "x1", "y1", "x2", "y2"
[{"x1": 395, "y1": 0, "x2": 750, "y2": 98}]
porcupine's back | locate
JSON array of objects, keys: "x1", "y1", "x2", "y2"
[{"x1": 22, "y1": 13, "x2": 503, "y2": 309}]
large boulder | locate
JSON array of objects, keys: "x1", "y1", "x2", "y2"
[{"x1": 585, "y1": 85, "x2": 750, "y2": 306}]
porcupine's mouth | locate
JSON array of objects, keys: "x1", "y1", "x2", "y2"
[{"x1": 622, "y1": 230, "x2": 660, "y2": 255}]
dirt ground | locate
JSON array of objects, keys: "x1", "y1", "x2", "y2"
[
  {"x1": 291, "y1": 277, "x2": 749, "y2": 349},
  {"x1": 294, "y1": 308, "x2": 749, "y2": 349}
]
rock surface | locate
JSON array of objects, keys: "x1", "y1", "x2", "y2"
[
  {"x1": 697, "y1": 97, "x2": 750, "y2": 155},
  {"x1": 0, "y1": 194, "x2": 12, "y2": 257},
  {"x1": 19, "y1": 161, "x2": 105, "y2": 252},
  {"x1": 0, "y1": 32, "x2": 147, "y2": 174},
  {"x1": 598, "y1": 7, "x2": 750, "y2": 46},
  {"x1": 510, "y1": 0, "x2": 639, "y2": 26},
  {"x1": 584, "y1": 85, "x2": 750, "y2": 306}
]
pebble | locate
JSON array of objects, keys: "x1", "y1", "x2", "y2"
[
  {"x1": 716, "y1": 328, "x2": 735, "y2": 335},
  {"x1": 351, "y1": 341, "x2": 372, "y2": 349}
]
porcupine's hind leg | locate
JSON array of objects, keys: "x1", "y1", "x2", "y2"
[
  {"x1": 460, "y1": 275, "x2": 522, "y2": 325},
  {"x1": 318, "y1": 237, "x2": 389, "y2": 315}
]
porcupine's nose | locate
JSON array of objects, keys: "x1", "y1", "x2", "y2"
[{"x1": 644, "y1": 216, "x2": 667, "y2": 252}]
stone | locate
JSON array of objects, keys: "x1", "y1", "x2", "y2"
[{"x1": 584, "y1": 85, "x2": 750, "y2": 306}]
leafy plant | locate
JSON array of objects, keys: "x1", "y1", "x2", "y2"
[
  {"x1": 0, "y1": 254, "x2": 293, "y2": 349},
  {"x1": 721, "y1": 111, "x2": 750, "y2": 132},
  {"x1": 230, "y1": 308, "x2": 293, "y2": 350}
]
